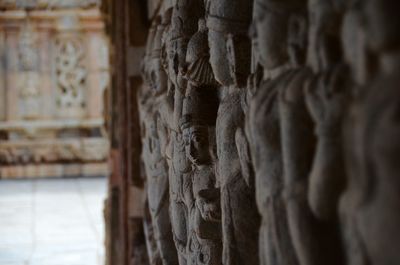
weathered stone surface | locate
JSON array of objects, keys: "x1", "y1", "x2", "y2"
[{"x1": 102, "y1": 0, "x2": 400, "y2": 264}]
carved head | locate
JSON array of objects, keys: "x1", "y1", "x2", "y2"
[
  {"x1": 287, "y1": 10, "x2": 308, "y2": 66},
  {"x1": 166, "y1": 0, "x2": 204, "y2": 91},
  {"x1": 184, "y1": 19, "x2": 217, "y2": 87},
  {"x1": 181, "y1": 87, "x2": 218, "y2": 166},
  {"x1": 149, "y1": 13, "x2": 171, "y2": 96},
  {"x1": 341, "y1": 1, "x2": 371, "y2": 85},
  {"x1": 365, "y1": 0, "x2": 400, "y2": 53},
  {"x1": 252, "y1": 0, "x2": 306, "y2": 70},
  {"x1": 307, "y1": 0, "x2": 342, "y2": 72},
  {"x1": 206, "y1": 0, "x2": 253, "y2": 86}
]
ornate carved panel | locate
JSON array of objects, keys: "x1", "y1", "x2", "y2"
[{"x1": 0, "y1": 5, "x2": 109, "y2": 178}]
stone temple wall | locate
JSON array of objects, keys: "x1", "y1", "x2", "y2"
[
  {"x1": 102, "y1": 0, "x2": 400, "y2": 265},
  {"x1": 0, "y1": 0, "x2": 110, "y2": 178}
]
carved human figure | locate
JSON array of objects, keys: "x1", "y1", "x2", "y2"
[
  {"x1": 55, "y1": 36, "x2": 87, "y2": 117},
  {"x1": 140, "y1": 14, "x2": 178, "y2": 265},
  {"x1": 263, "y1": 1, "x2": 346, "y2": 264},
  {"x1": 339, "y1": 0, "x2": 400, "y2": 264},
  {"x1": 248, "y1": 1, "x2": 300, "y2": 265},
  {"x1": 206, "y1": 1, "x2": 261, "y2": 265},
  {"x1": 304, "y1": 0, "x2": 348, "y2": 248},
  {"x1": 165, "y1": 2, "x2": 204, "y2": 264},
  {"x1": 181, "y1": 19, "x2": 222, "y2": 265}
]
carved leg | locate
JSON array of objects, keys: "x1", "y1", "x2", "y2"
[
  {"x1": 221, "y1": 185, "x2": 240, "y2": 265},
  {"x1": 170, "y1": 199, "x2": 188, "y2": 265},
  {"x1": 221, "y1": 178, "x2": 260, "y2": 265},
  {"x1": 259, "y1": 217, "x2": 277, "y2": 265},
  {"x1": 271, "y1": 198, "x2": 299, "y2": 265},
  {"x1": 152, "y1": 196, "x2": 179, "y2": 265}
]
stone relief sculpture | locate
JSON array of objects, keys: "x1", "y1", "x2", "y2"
[
  {"x1": 136, "y1": 0, "x2": 400, "y2": 265},
  {"x1": 339, "y1": 0, "x2": 400, "y2": 265},
  {"x1": 303, "y1": 0, "x2": 347, "y2": 264},
  {"x1": 248, "y1": 1, "x2": 299, "y2": 264},
  {"x1": 165, "y1": 1, "x2": 204, "y2": 264},
  {"x1": 181, "y1": 19, "x2": 222, "y2": 265},
  {"x1": 55, "y1": 36, "x2": 87, "y2": 118},
  {"x1": 18, "y1": 20, "x2": 41, "y2": 119},
  {"x1": 206, "y1": 1, "x2": 261, "y2": 265},
  {"x1": 140, "y1": 13, "x2": 178, "y2": 265}
]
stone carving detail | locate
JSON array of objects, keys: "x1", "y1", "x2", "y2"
[
  {"x1": 206, "y1": 1, "x2": 261, "y2": 265},
  {"x1": 55, "y1": 36, "x2": 87, "y2": 117},
  {"x1": 0, "y1": 5, "x2": 109, "y2": 179},
  {"x1": 18, "y1": 21, "x2": 41, "y2": 119},
  {"x1": 136, "y1": 0, "x2": 400, "y2": 265},
  {"x1": 0, "y1": 138, "x2": 109, "y2": 164}
]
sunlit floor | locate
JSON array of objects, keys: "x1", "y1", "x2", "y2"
[{"x1": 0, "y1": 177, "x2": 107, "y2": 265}]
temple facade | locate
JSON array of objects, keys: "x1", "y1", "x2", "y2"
[{"x1": 0, "y1": 0, "x2": 110, "y2": 178}]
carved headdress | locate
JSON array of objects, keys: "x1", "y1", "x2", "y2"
[
  {"x1": 180, "y1": 86, "x2": 219, "y2": 129},
  {"x1": 185, "y1": 19, "x2": 217, "y2": 87},
  {"x1": 206, "y1": 0, "x2": 253, "y2": 34},
  {"x1": 170, "y1": 0, "x2": 204, "y2": 42}
]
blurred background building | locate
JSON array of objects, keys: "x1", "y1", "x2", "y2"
[{"x1": 0, "y1": 0, "x2": 110, "y2": 179}]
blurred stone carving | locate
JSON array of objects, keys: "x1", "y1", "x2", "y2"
[
  {"x1": 206, "y1": 1, "x2": 261, "y2": 265},
  {"x1": 0, "y1": 5, "x2": 109, "y2": 178},
  {"x1": 18, "y1": 21, "x2": 41, "y2": 119},
  {"x1": 55, "y1": 36, "x2": 87, "y2": 118},
  {"x1": 140, "y1": 12, "x2": 178, "y2": 265},
  {"x1": 182, "y1": 19, "x2": 222, "y2": 265},
  {"x1": 248, "y1": 1, "x2": 298, "y2": 264},
  {"x1": 134, "y1": 0, "x2": 400, "y2": 265}
]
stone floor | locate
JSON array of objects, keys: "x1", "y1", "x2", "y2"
[{"x1": 0, "y1": 177, "x2": 107, "y2": 265}]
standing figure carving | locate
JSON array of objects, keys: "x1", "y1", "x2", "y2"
[
  {"x1": 140, "y1": 14, "x2": 179, "y2": 265},
  {"x1": 181, "y1": 19, "x2": 222, "y2": 265},
  {"x1": 165, "y1": 1, "x2": 204, "y2": 264},
  {"x1": 248, "y1": 1, "x2": 302, "y2": 264},
  {"x1": 340, "y1": 0, "x2": 400, "y2": 264},
  {"x1": 55, "y1": 36, "x2": 87, "y2": 117},
  {"x1": 206, "y1": 1, "x2": 261, "y2": 264},
  {"x1": 259, "y1": 0, "x2": 346, "y2": 264},
  {"x1": 303, "y1": 0, "x2": 348, "y2": 264}
]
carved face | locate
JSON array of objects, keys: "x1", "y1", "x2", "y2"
[
  {"x1": 287, "y1": 13, "x2": 308, "y2": 66},
  {"x1": 342, "y1": 9, "x2": 369, "y2": 85},
  {"x1": 253, "y1": 6, "x2": 289, "y2": 70},
  {"x1": 207, "y1": 30, "x2": 233, "y2": 86},
  {"x1": 365, "y1": 0, "x2": 400, "y2": 53},
  {"x1": 183, "y1": 125, "x2": 210, "y2": 166},
  {"x1": 227, "y1": 34, "x2": 252, "y2": 87},
  {"x1": 307, "y1": 0, "x2": 342, "y2": 72}
]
